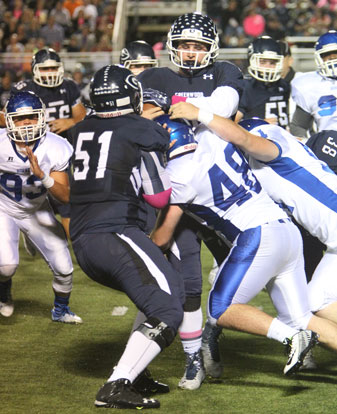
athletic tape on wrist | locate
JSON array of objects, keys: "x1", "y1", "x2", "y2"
[
  {"x1": 41, "y1": 174, "x2": 55, "y2": 189},
  {"x1": 197, "y1": 109, "x2": 214, "y2": 126}
]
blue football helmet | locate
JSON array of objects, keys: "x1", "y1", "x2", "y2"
[
  {"x1": 238, "y1": 118, "x2": 269, "y2": 132},
  {"x1": 31, "y1": 48, "x2": 64, "y2": 87},
  {"x1": 315, "y1": 31, "x2": 337, "y2": 78},
  {"x1": 156, "y1": 115, "x2": 197, "y2": 159},
  {"x1": 89, "y1": 65, "x2": 143, "y2": 117},
  {"x1": 5, "y1": 92, "x2": 47, "y2": 143}
]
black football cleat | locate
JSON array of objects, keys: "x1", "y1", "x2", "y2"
[
  {"x1": 94, "y1": 378, "x2": 160, "y2": 409},
  {"x1": 133, "y1": 369, "x2": 170, "y2": 395}
]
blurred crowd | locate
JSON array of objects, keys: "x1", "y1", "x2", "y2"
[{"x1": 205, "y1": 0, "x2": 337, "y2": 47}]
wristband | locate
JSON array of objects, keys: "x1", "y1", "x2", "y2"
[
  {"x1": 41, "y1": 174, "x2": 55, "y2": 189},
  {"x1": 197, "y1": 109, "x2": 214, "y2": 126}
]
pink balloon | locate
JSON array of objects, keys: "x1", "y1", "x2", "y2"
[{"x1": 243, "y1": 14, "x2": 265, "y2": 37}]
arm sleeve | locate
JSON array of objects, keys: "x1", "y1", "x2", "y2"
[
  {"x1": 186, "y1": 86, "x2": 239, "y2": 118},
  {"x1": 289, "y1": 105, "x2": 314, "y2": 138},
  {"x1": 140, "y1": 150, "x2": 172, "y2": 208}
]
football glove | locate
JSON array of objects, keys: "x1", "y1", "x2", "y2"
[{"x1": 143, "y1": 88, "x2": 171, "y2": 113}]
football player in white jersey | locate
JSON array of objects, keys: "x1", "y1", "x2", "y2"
[
  {"x1": 169, "y1": 102, "x2": 337, "y2": 371},
  {"x1": 0, "y1": 91, "x2": 82, "y2": 324},
  {"x1": 290, "y1": 30, "x2": 337, "y2": 139},
  {"x1": 151, "y1": 115, "x2": 337, "y2": 376}
]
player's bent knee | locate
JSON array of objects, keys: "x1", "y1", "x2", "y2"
[
  {"x1": 52, "y1": 273, "x2": 73, "y2": 294},
  {"x1": 137, "y1": 317, "x2": 176, "y2": 350},
  {"x1": 0, "y1": 265, "x2": 17, "y2": 280},
  {"x1": 183, "y1": 295, "x2": 201, "y2": 312}
]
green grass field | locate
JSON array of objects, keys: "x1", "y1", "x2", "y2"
[{"x1": 1, "y1": 242, "x2": 337, "y2": 414}]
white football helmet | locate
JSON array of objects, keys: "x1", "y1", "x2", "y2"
[{"x1": 32, "y1": 48, "x2": 64, "y2": 87}]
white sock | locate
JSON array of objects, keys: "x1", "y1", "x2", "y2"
[
  {"x1": 179, "y1": 308, "x2": 203, "y2": 354},
  {"x1": 108, "y1": 331, "x2": 161, "y2": 383},
  {"x1": 267, "y1": 318, "x2": 298, "y2": 343}
]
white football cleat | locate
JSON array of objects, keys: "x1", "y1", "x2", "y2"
[
  {"x1": 283, "y1": 330, "x2": 319, "y2": 375},
  {"x1": 178, "y1": 350, "x2": 205, "y2": 390},
  {"x1": 51, "y1": 306, "x2": 83, "y2": 324},
  {"x1": 0, "y1": 300, "x2": 14, "y2": 317}
]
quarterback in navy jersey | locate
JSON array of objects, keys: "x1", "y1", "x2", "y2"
[
  {"x1": 137, "y1": 12, "x2": 243, "y2": 390},
  {"x1": 69, "y1": 65, "x2": 184, "y2": 409},
  {"x1": 235, "y1": 36, "x2": 290, "y2": 128}
]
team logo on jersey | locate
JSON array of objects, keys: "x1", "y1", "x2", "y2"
[
  {"x1": 203, "y1": 74, "x2": 213, "y2": 80},
  {"x1": 60, "y1": 88, "x2": 67, "y2": 94},
  {"x1": 7, "y1": 156, "x2": 14, "y2": 162}
]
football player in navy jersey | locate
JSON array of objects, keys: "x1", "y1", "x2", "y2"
[
  {"x1": 10, "y1": 48, "x2": 86, "y2": 240},
  {"x1": 120, "y1": 40, "x2": 158, "y2": 76},
  {"x1": 235, "y1": 36, "x2": 291, "y2": 128},
  {"x1": 137, "y1": 12, "x2": 243, "y2": 390},
  {"x1": 69, "y1": 65, "x2": 184, "y2": 409}
]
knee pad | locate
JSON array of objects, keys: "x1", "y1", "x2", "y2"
[
  {"x1": 0, "y1": 265, "x2": 17, "y2": 281},
  {"x1": 52, "y1": 273, "x2": 73, "y2": 294},
  {"x1": 183, "y1": 295, "x2": 201, "y2": 312},
  {"x1": 136, "y1": 317, "x2": 176, "y2": 350}
]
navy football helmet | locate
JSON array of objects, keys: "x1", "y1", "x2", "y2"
[
  {"x1": 5, "y1": 91, "x2": 46, "y2": 143},
  {"x1": 315, "y1": 31, "x2": 337, "y2": 78},
  {"x1": 32, "y1": 48, "x2": 64, "y2": 87},
  {"x1": 89, "y1": 65, "x2": 143, "y2": 117},
  {"x1": 120, "y1": 41, "x2": 158, "y2": 75},
  {"x1": 238, "y1": 118, "x2": 269, "y2": 132},
  {"x1": 156, "y1": 114, "x2": 197, "y2": 159},
  {"x1": 247, "y1": 36, "x2": 284, "y2": 82},
  {"x1": 166, "y1": 13, "x2": 219, "y2": 70}
]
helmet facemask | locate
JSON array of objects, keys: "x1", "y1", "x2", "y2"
[
  {"x1": 33, "y1": 60, "x2": 64, "y2": 87},
  {"x1": 315, "y1": 47, "x2": 337, "y2": 78},
  {"x1": 6, "y1": 107, "x2": 46, "y2": 143},
  {"x1": 248, "y1": 53, "x2": 284, "y2": 82},
  {"x1": 166, "y1": 13, "x2": 219, "y2": 70}
]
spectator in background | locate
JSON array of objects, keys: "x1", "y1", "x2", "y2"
[
  {"x1": 11, "y1": 0, "x2": 23, "y2": 20},
  {"x1": 72, "y1": 8, "x2": 90, "y2": 32},
  {"x1": 74, "y1": 23, "x2": 96, "y2": 51},
  {"x1": 0, "y1": 70, "x2": 14, "y2": 108},
  {"x1": 39, "y1": 15, "x2": 64, "y2": 49},
  {"x1": 6, "y1": 33, "x2": 24, "y2": 53},
  {"x1": 50, "y1": 1, "x2": 72, "y2": 36},
  {"x1": 63, "y1": 0, "x2": 83, "y2": 18},
  {"x1": 73, "y1": 0, "x2": 98, "y2": 32},
  {"x1": 66, "y1": 33, "x2": 81, "y2": 52},
  {"x1": 34, "y1": 0, "x2": 48, "y2": 25},
  {"x1": 264, "y1": 13, "x2": 285, "y2": 40},
  {"x1": 26, "y1": 16, "x2": 42, "y2": 43}
]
